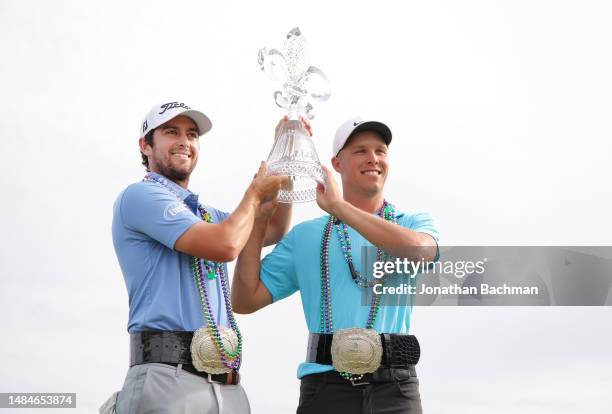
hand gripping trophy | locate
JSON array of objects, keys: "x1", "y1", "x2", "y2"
[{"x1": 258, "y1": 27, "x2": 331, "y2": 202}]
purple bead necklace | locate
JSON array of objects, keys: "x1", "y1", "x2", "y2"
[
  {"x1": 143, "y1": 173, "x2": 242, "y2": 370},
  {"x1": 334, "y1": 201, "x2": 397, "y2": 288},
  {"x1": 319, "y1": 200, "x2": 397, "y2": 334}
]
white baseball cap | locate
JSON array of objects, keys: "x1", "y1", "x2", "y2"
[
  {"x1": 333, "y1": 116, "x2": 392, "y2": 156},
  {"x1": 139, "y1": 101, "x2": 212, "y2": 138}
]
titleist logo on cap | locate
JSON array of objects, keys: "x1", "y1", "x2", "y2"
[{"x1": 159, "y1": 102, "x2": 191, "y2": 115}]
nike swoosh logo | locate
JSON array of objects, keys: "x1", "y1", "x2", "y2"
[{"x1": 353, "y1": 122, "x2": 361, "y2": 126}]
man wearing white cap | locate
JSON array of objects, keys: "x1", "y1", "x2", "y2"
[
  {"x1": 232, "y1": 117, "x2": 439, "y2": 413},
  {"x1": 102, "y1": 101, "x2": 290, "y2": 414}
]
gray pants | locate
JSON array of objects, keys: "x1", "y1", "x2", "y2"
[{"x1": 100, "y1": 363, "x2": 250, "y2": 414}]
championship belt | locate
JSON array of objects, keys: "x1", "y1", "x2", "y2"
[
  {"x1": 191, "y1": 326, "x2": 239, "y2": 374},
  {"x1": 330, "y1": 328, "x2": 383, "y2": 375}
]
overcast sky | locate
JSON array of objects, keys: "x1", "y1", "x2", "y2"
[{"x1": 1, "y1": 1, "x2": 611, "y2": 413}]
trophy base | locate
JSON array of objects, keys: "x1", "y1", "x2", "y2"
[
  {"x1": 277, "y1": 187, "x2": 316, "y2": 203},
  {"x1": 267, "y1": 160, "x2": 324, "y2": 204}
]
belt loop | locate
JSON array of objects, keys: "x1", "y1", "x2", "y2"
[
  {"x1": 381, "y1": 333, "x2": 392, "y2": 366},
  {"x1": 315, "y1": 334, "x2": 327, "y2": 363},
  {"x1": 175, "y1": 363, "x2": 183, "y2": 377}
]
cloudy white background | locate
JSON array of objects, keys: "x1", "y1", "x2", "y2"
[{"x1": 1, "y1": 0, "x2": 611, "y2": 412}]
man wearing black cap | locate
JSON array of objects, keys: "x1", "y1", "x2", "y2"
[{"x1": 232, "y1": 116, "x2": 439, "y2": 413}]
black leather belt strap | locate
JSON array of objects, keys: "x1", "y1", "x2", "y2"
[
  {"x1": 130, "y1": 331, "x2": 193, "y2": 366},
  {"x1": 130, "y1": 331, "x2": 239, "y2": 385},
  {"x1": 306, "y1": 332, "x2": 420, "y2": 368}
]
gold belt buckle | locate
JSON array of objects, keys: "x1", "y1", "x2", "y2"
[
  {"x1": 331, "y1": 328, "x2": 382, "y2": 376},
  {"x1": 190, "y1": 326, "x2": 238, "y2": 374}
]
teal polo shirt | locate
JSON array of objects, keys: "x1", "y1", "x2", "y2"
[
  {"x1": 260, "y1": 210, "x2": 439, "y2": 378},
  {"x1": 112, "y1": 172, "x2": 230, "y2": 333}
]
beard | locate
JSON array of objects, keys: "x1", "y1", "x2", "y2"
[
  {"x1": 154, "y1": 156, "x2": 196, "y2": 183},
  {"x1": 159, "y1": 164, "x2": 190, "y2": 182}
]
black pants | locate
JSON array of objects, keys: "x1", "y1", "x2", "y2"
[{"x1": 296, "y1": 368, "x2": 422, "y2": 414}]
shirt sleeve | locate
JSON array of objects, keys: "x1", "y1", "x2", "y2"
[
  {"x1": 218, "y1": 210, "x2": 230, "y2": 222},
  {"x1": 205, "y1": 204, "x2": 229, "y2": 223},
  {"x1": 401, "y1": 212, "x2": 440, "y2": 262},
  {"x1": 118, "y1": 183, "x2": 200, "y2": 250},
  {"x1": 260, "y1": 228, "x2": 299, "y2": 303}
]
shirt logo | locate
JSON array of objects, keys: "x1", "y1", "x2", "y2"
[
  {"x1": 159, "y1": 102, "x2": 191, "y2": 115},
  {"x1": 164, "y1": 202, "x2": 188, "y2": 220}
]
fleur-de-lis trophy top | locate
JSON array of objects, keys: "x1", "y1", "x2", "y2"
[{"x1": 258, "y1": 27, "x2": 330, "y2": 203}]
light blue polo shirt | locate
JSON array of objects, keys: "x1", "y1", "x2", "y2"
[
  {"x1": 260, "y1": 210, "x2": 439, "y2": 378},
  {"x1": 112, "y1": 172, "x2": 230, "y2": 333}
]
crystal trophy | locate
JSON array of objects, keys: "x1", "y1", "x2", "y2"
[{"x1": 258, "y1": 27, "x2": 331, "y2": 203}]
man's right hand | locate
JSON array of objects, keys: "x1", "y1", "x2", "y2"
[{"x1": 249, "y1": 162, "x2": 290, "y2": 204}]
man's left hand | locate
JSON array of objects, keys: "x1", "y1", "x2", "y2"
[{"x1": 256, "y1": 198, "x2": 279, "y2": 222}]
